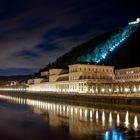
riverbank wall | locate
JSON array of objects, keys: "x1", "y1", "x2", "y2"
[{"x1": 0, "y1": 91, "x2": 140, "y2": 106}]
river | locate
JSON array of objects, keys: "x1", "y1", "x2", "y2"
[{"x1": 0, "y1": 93, "x2": 140, "y2": 140}]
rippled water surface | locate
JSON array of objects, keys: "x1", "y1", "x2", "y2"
[{"x1": 0, "y1": 94, "x2": 140, "y2": 140}]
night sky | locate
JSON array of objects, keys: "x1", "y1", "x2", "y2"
[{"x1": 0, "y1": 0, "x2": 139, "y2": 75}]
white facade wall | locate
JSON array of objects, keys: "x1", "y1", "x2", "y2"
[{"x1": 27, "y1": 64, "x2": 115, "y2": 93}]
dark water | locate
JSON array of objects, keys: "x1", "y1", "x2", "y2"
[{"x1": 0, "y1": 94, "x2": 140, "y2": 140}]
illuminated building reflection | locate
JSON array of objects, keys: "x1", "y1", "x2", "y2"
[
  {"x1": 109, "y1": 112, "x2": 113, "y2": 126},
  {"x1": 117, "y1": 113, "x2": 120, "y2": 125},
  {"x1": 125, "y1": 111, "x2": 129, "y2": 127},
  {"x1": 102, "y1": 111, "x2": 105, "y2": 126},
  {"x1": 0, "y1": 94, "x2": 140, "y2": 139},
  {"x1": 134, "y1": 115, "x2": 138, "y2": 129}
]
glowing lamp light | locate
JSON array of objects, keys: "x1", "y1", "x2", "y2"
[
  {"x1": 133, "y1": 87, "x2": 137, "y2": 92},
  {"x1": 101, "y1": 88, "x2": 105, "y2": 92},
  {"x1": 124, "y1": 87, "x2": 129, "y2": 92},
  {"x1": 109, "y1": 88, "x2": 112, "y2": 92}
]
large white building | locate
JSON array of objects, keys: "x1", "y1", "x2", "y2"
[
  {"x1": 27, "y1": 64, "x2": 140, "y2": 94},
  {"x1": 28, "y1": 63, "x2": 115, "y2": 93}
]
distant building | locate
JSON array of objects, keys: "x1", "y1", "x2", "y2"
[
  {"x1": 27, "y1": 79, "x2": 34, "y2": 85},
  {"x1": 128, "y1": 18, "x2": 140, "y2": 25},
  {"x1": 41, "y1": 71, "x2": 49, "y2": 77},
  {"x1": 115, "y1": 67, "x2": 140, "y2": 82},
  {"x1": 49, "y1": 68, "x2": 68, "y2": 82}
]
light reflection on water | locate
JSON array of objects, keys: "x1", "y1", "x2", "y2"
[
  {"x1": 0, "y1": 94, "x2": 140, "y2": 140},
  {"x1": 104, "y1": 129, "x2": 124, "y2": 140}
]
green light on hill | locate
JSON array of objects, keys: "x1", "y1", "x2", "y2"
[{"x1": 78, "y1": 22, "x2": 140, "y2": 64}]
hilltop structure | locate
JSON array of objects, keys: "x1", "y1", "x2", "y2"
[{"x1": 129, "y1": 18, "x2": 140, "y2": 25}]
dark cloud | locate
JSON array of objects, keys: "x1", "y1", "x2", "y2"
[
  {"x1": 0, "y1": 0, "x2": 139, "y2": 75},
  {"x1": 0, "y1": 68, "x2": 36, "y2": 76},
  {"x1": 35, "y1": 43, "x2": 59, "y2": 52},
  {"x1": 14, "y1": 50, "x2": 40, "y2": 59}
]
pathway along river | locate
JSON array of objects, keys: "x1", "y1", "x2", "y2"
[{"x1": 0, "y1": 93, "x2": 140, "y2": 140}]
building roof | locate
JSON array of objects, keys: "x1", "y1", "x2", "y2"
[
  {"x1": 115, "y1": 67, "x2": 140, "y2": 71},
  {"x1": 69, "y1": 63, "x2": 114, "y2": 68}
]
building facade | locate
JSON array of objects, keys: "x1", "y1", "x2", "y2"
[
  {"x1": 27, "y1": 63, "x2": 115, "y2": 93},
  {"x1": 27, "y1": 64, "x2": 140, "y2": 94},
  {"x1": 115, "y1": 67, "x2": 140, "y2": 82}
]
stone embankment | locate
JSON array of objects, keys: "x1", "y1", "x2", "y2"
[{"x1": 0, "y1": 90, "x2": 140, "y2": 106}]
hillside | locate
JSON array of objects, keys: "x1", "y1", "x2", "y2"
[
  {"x1": 102, "y1": 25, "x2": 140, "y2": 69},
  {"x1": 39, "y1": 23, "x2": 140, "y2": 73},
  {"x1": 39, "y1": 30, "x2": 116, "y2": 72}
]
